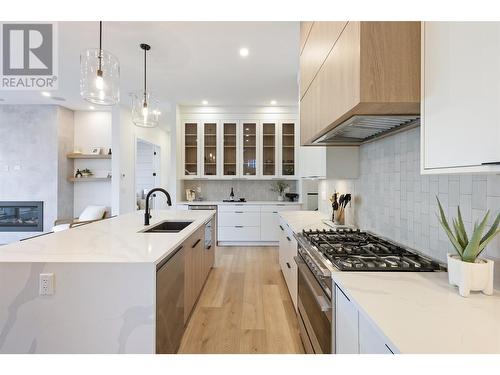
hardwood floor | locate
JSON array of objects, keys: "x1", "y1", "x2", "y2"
[{"x1": 178, "y1": 246, "x2": 304, "y2": 354}]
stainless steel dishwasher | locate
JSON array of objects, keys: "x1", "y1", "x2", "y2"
[
  {"x1": 156, "y1": 244, "x2": 185, "y2": 354},
  {"x1": 188, "y1": 204, "x2": 218, "y2": 243}
]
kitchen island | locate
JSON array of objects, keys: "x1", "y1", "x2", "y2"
[{"x1": 0, "y1": 209, "x2": 215, "y2": 354}]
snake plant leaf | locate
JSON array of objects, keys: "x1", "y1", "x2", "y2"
[
  {"x1": 462, "y1": 211, "x2": 490, "y2": 262},
  {"x1": 452, "y1": 218, "x2": 467, "y2": 249},
  {"x1": 476, "y1": 228, "x2": 500, "y2": 258},
  {"x1": 436, "y1": 197, "x2": 464, "y2": 256},
  {"x1": 480, "y1": 211, "x2": 500, "y2": 246},
  {"x1": 457, "y1": 206, "x2": 469, "y2": 244}
]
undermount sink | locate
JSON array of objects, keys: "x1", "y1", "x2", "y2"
[{"x1": 142, "y1": 220, "x2": 193, "y2": 233}]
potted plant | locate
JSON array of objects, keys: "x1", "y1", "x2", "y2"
[
  {"x1": 437, "y1": 197, "x2": 500, "y2": 297},
  {"x1": 81, "y1": 168, "x2": 93, "y2": 178},
  {"x1": 270, "y1": 180, "x2": 289, "y2": 201}
]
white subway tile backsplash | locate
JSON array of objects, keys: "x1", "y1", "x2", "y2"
[
  {"x1": 472, "y1": 180, "x2": 487, "y2": 210},
  {"x1": 487, "y1": 175, "x2": 500, "y2": 197},
  {"x1": 318, "y1": 127, "x2": 500, "y2": 267}
]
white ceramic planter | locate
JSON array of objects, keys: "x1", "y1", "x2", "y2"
[
  {"x1": 277, "y1": 195, "x2": 284, "y2": 202},
  {"x1": 447, "y1": 254, "x2": 494, "y2": 297}
]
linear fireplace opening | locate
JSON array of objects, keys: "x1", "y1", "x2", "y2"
[{"x1": 0, "y1": 201, "x2": 44, "y2": 232}]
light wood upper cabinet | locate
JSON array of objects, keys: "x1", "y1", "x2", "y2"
[
  {"x1": 421, "y1": 22, "x2": 500, "y2": 174},
  {"x1": 299, "y1": 22, "x2": 313, "y2": 54},
  {"x1": 300, "y1": 21, "x2": 348, "y2": 99},
  {"x1": 300, "y1": 21, "x2": 421, "y2": 145}
]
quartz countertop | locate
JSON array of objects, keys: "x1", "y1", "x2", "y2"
[
  {"x1": 0, "y1": 209, "x2": 215, "y2": 264},
  {"x1": 332, "y1": 271, "x2": 500, "y2": 354},
  {"x1": 278, "y1": 210, "x2": 331, "y2": 233},
  {"x1": 176, "y1": 201, "x2": 302, "y2": 205}
]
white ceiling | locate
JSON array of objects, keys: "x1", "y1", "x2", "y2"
[{"x1": 0, "y1": 22, "x2": 300, "y2": 122}]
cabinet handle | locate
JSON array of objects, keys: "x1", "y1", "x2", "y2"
[
  {"x1": 235, "y1": 211, "x2": 244, "y2": 213},
  {"x1": 286, "y1": 262, "x2": 291, "y2": 269},
  {"x1": 279, "y1": 225, "x2": 284, "y2": 231},
  {"x1": 482, "y1": 161, "x2": 500, "y2": 165},
  {"x1": 286, "y1": 236, "x2": 291, "y2": 241},
  {"x1": 385, "y1": 344, "x2": 394, "y2": 354},
  {"x1": 235, "y1": 225, "x2": 243, "y2": 228},
  {"x1": 191, "y1": 239, "x2": 201, "y2": 248},
  {"x1": 272, "y1": 211, "x2": 278, "y2": 214}
]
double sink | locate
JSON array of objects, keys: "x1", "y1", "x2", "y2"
[{"x1": 142, "y1": 220, "x2": 193, "y2": 233}]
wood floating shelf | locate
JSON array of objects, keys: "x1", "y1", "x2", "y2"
[
  {"x1": 67, "y1": 153, "x2": 111, "y2": 159},
  {"x1": 68, "y1": 177, "x2": 111, "y2": 182}
]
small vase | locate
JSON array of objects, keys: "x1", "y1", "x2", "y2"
[
  {"x1": 278, "y1": 195, "x2": 284, "y2": 202},
  {"x1": 447, "y1": 254, "x2": 494, "y2": 297}
]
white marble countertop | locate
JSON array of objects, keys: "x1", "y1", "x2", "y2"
[
  {"x1": 332, "y1": 272, "x2": 500, "y2": 354},
  {"x1": 278, "y1": 210, "x2": 331, "y2": 233},
  {"x1": 176, "y1": 201, "x2": 302, "y2": 205},
  {"x1": 0, "y1": 210, "x2": 215, "y2": 264}
]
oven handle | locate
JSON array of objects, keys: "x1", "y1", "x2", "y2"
[{"x1": 295, "y1": 256, "x2": 331, "y2": 313}]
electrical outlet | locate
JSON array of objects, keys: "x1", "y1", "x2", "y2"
[{"x1": 39, "y1": 273, "x2": 55, "y2": 296}]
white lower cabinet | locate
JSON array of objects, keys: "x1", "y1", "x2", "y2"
[
  {"x1": 335, "y1": 286, "x2": 359, "y2": 354},
  {"x1": 217, "y1": 204, "x2": 301, "y2": 244},
  {"x1": 335, "y1": 285, "x2": 395, "y2": 354},
  {"x1": 359, "y1": 313, "x2": 394, "y2": 354},
  {"x1": 278, "y1": 217, "x2": 298, "y2": 310}
]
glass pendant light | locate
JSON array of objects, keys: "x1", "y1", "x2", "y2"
[
  {"x1": 80, "y1": 21, "x2": 120, "y2": 105},
  {"x1": 132, "y1": 43, "x2": 160, "y2": 128}
]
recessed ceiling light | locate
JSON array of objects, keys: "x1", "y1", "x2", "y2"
[
  {"x1": 270, "y1": 100, "x2": 277, "y2": 105},
  {"x1": 89, "y1": 106, "x2": 95, "y2": 110},
  {"x1": 202, "y1": 100, "x2": 208, "y2": 105},
  {"x1": 239, "y1": 47, "x2": 249, "y2": 57},
  {"x1": 41, "y1": 91, "x2": 51, "y2": 97}
]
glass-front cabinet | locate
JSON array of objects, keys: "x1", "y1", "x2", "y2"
[
  {"x1": 262, "y1": 122, "x2": 277, "y2": 176},
  {"x1": 222, "y1": 122, "x2": 238, "y2": 177},
  {"x1": 281, "y1": 122, "x2": 296, "y2": 177},
  {"x1": 241, "y1": 122, "x2": 257, "y2": 176},
  {"x1": 184, "y1": 122, "x2": 199, "y2": 178},
  {"x1": 202, "y1": 122, "x2": 217, "y2": 177},
  {"x1": 182, "y1": 119, "x2": 298, "y2": 179}
]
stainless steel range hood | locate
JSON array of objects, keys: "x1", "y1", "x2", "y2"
[{"x1": 312, "y1": 115, "x2": 420, "y2": 145}]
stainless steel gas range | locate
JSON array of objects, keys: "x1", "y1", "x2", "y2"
[{"x1": 294, "y1": 228, "x2": 444, "y2": 354}]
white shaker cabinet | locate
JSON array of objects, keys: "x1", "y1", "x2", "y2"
[{"x1": 422, "y1": 22, "x2": 500, "y2": 174}]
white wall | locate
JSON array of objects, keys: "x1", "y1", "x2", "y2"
[
  {"x1": 112, "y1": 106, "x2": 171, "y2": 215},
  {"x1": 72, "y1": 111, "x2": 112, "y2": 216}
]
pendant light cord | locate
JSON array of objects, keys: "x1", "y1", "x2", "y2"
[
  {"x1": 98, "y1": 21, "x2": 102, "y2": 72},
  {"x1": 144, "y1": 46, "x2": 147, "y2": 104}
]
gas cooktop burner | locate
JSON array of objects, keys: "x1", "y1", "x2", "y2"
[{"x1": 301, "y1": 228, "x2": 441, "y2": 272}]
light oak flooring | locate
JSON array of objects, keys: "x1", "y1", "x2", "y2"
[{"x1": 178, "y1": 246, "x2": 304, "y2": 354}]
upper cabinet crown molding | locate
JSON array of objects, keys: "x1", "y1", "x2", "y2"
[
  {"x1": 300, "y1": 21, "x2": 421, "y2": 146},
  {"x1": 421, "y1": 22, "x2": 500, "y2": 174}
]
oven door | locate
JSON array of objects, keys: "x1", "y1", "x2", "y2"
[{"x1": 295, "y1": 255, "x2": 333, "y2": 354}]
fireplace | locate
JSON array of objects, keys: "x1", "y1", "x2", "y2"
[{"x1": 0, "y1": 201, "x2": 43, "y2": 232}]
